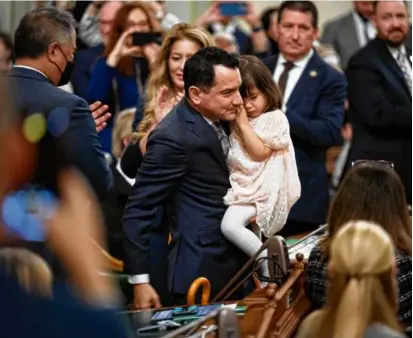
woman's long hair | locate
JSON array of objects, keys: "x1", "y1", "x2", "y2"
[
  {"x1": 299, "y1": 221, "x2": 402, "y2": 338},
  {"x1": 135, "y1": 23, "x2": 214, "y2": 142},
  {"x1": 321, "y1": 161, "x2": 412, "y2": 258},
  {"x1": 103, "y1": 3, "x2": 158, "y2": 76}
]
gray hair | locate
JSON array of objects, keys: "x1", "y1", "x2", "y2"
[{"x1": 14, "y1": 6, "x2": 76, "y2": 59}]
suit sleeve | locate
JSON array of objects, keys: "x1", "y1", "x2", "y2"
[
  {"x1": 347, "y1": 61, "x2": 412, "y2": 138},
  {"x1": 122, "y1": 129, "x2": 187, "y2": 275},
  {"x1": 320, "y1": 21, "x2": 338, "y2": 47},
  {"x1": 70, "y1": 99, "x2": 112, "y2": 198},
  {"x1": 71, "y1": 52, "x2": 92, "y2": 99},
  {"x1": 87, "y1": 57, "x2": 117, "y2": 105},
  {"x1": 287, "y1": 72, "x2": 347, "y2": 148}
]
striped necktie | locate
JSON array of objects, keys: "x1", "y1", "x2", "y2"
[
  {"x1": 211, "y1": 122, "x2": 230, "y2": 157},
  {"x1": 397, "y1": 50, "x2": 412, "y2": 94}
]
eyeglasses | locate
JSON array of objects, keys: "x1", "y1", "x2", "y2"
[{"x1": 351, "y1": 159, "x2": 395, "y2": 170}]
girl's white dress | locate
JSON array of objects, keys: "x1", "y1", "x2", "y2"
[{"x1": 223, "y1": 109, "x2": 301, "y2": 238}]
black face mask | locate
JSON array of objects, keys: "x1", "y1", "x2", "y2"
[{"x1": 54, "y1": 46, "x2": 75, "y2": 87}]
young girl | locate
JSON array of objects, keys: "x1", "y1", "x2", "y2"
[{"x1": 221, "y1": 55, "x2": 301, "y2": 280}]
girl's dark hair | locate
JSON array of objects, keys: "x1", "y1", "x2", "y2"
[{"x1": 238, "y1": 55, "x2": 282, "y2": 112}]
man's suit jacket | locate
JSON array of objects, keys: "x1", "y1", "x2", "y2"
[
  {"x1": 321, "y1": 13, "x2": 362, "y2": 70},
  {"x1": 346, "y1": 38, "x2": 412, "y2": 203},
  {"x1": 123, "y1": 99, "x2": 248, "y2": 297},
  {"x1": 263, "y1": 52, "x2": 347, "y2": 224},
  {"x1": 7, "y1": 67, "x2": 111, "y2": 199},
  {"x1": 322, "y1": 12, "x2": 412, "y2": 70}
]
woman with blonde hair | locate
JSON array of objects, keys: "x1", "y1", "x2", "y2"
[
  {"x1": 122, "y1": 23, "x2": 214, "y2": 178},
  {"x1": 297, "y1": 220, "x2": 404, "y2": 338},
  {"x1": 306, "y1": 161, "x2": 412, "y2": 324},
  {"x1": 133, "y1": 22, "x2": 215, "y2": 153}
]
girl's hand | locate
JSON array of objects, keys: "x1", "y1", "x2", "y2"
[
  {"x1": 235, "y1": 105, "x2": 250, "y2": 127},
  {"x1": 106, "y1": 27, "x2": 144, "y2": 67}
]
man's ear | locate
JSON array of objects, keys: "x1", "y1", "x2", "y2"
[{"x1": 188, "y1": 86, "x2": 203, "y2": 106}]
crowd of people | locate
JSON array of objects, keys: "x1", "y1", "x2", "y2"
[{"x1": 0, "y1": 0, "x2": 411, "y2": 337}]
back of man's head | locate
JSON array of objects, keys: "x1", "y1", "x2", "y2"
[
  {"x1": 14, "y1": 7, "x2": 76, "y2": 59},
  {"x1": 183, "y1": 47, "x2": 239, "y2": 97}
]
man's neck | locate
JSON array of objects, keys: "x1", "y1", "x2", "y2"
[{"x1": 281, "y1": 49, "x2": 311, "y2": 63}]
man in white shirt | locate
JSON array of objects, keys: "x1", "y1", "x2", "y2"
[
  {"x1": 346, "y1": 0, "x2": 412, "y2": 204},
  {"x1": 262, "y1": 1, "x2": 347, "y2": 236}
]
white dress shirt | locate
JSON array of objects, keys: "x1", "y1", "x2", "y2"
[
  {"x1": 273, "y1": 49, "x2": 314, "y2": 111},
  {"x1": 352, "y1": 11, "x2": 376, "y2": 47}
]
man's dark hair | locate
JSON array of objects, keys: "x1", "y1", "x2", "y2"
[
  {"x1": 278, "y1": 1, "x2": 318, "y2": 28},
  {"x1": 14, "y1": 7, "x2": 76, "y2": 59},
  {"x1": 260, "y1": 7, "x2": 279, "y2": 33},
  {"x1": 184, "y1": 47, "x2": 239, "y2": 97},
  {"x1": 373, "y1": 0, "x2": 408, "y2": 13},
  {"x1": 0, "y1": 32, "x2": 14, "y2": 63}
]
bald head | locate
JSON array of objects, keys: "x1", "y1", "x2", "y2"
[{"x1": 99, "y1": 1, "x2": 123, "y2": 45}]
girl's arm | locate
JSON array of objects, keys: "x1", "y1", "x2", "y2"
[{"x1": 234, "y1": 106, "x2": 273, "y2": 162}]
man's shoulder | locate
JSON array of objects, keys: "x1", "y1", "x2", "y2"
[
  {"x1": 347, "y1": 40, "x2": 383, "y2": 69},
  {"x1": 323, "y1": 11, "x2": 352, "y2": 31},
  {"x1": 311, "y1": 52, "x2": 346, "y2": 85}
]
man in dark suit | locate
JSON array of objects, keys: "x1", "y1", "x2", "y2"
[
  {"x1": 123, "y1": 47, "x2": 248, "y2": 309},
  {"x1": 346, "y1": 0, "x2": 412, "y2": 204},
  {"x1": 7, "y1": 7, "x2": 111, "y2": 199},
  {"x1": 263, "y1": 1, "x2": 347, "y2": 235}
]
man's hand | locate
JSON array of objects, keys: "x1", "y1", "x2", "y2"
[
  {"x1": 133, "y1": 283, "x2": 162, "y2": 309},
  {"x1": 89, "y1": 101, "x2": 111, "y2": 133}
]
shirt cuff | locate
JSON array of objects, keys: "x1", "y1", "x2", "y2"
[{"x1": 128, "y1": 274, "x2": 150, "y2": 284}]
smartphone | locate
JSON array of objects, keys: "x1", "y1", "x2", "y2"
[
  {"x1": 2, "y1": 186, "x2": 58, "y2": 242},
  {"x1": 132, "y1": 32, "x2": 162, "y2": 46},
  {"x1": 219, "y1": 2, "x2": 247, "y2": 17}
]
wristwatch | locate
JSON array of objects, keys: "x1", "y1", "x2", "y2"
[{"x1": 252, "y1": 25, "x2": 263, "y2": 33}]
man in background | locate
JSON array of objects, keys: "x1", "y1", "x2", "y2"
[
  {"x1": 263, "y1": 1, "x2": 347, "y2": 235},
  {"x1": 321, "y1": 1, "x2": 376, "y2": 69},
  {"x1": 346, "y1": 0, "x2": 411, "y2": 204}
]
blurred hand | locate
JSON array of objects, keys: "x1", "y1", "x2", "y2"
[
  {"x1": 243, "y1": 2, "x2": 259, "y2": 28},
  {"x1": 154, "y1": 85, "x2": 178, "y2": 123},
  {"x1": 143, "y1": 43, "x2": 161, "y2": 66},
  {"x1": 195, "y1": 2, "x2": 222, "y2": 27},
  {"x1": 133, "y1": 283, "x2": 161, "y2": 309},
  {"x1": 107, "y1": 28, "x2": 144, "y2": 67},
  {"x1": 46, "y1": 170, "x2": 116, "y2": 304},
  {"x1": 89, "y1": 101, "x2": 111, "y2": 133}
]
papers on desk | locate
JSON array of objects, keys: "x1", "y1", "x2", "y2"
[{"x1": 288, "y1": 235, "x2": 320, "y2": 261}]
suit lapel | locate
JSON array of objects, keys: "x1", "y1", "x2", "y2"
[
  {"x1": 182, "y1": 100, "x2": 229, "y2": 173},
  {"x1": 286, "y1": 52, "x2": 323, "y2": 108},
  {"x1": 373, "y1": 39, "x2": 411, "y2": 97}
]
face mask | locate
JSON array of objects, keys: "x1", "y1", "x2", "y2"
[{"x1": 53, "y1": 46, "x2": 75, "y2": 87}]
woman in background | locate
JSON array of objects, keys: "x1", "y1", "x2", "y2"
[
  {"x1": 88, "y1": 2, "x2": 160, "y2": 152},
  {"x1": 306, "y1": 161, "x2": 412, "y2": 325},
  {"x1": 298, "y1": 220, "x2": 405, "y2": 338},
  {"x1": 122, "y1": 23, "x2": 214, "y2": 177}
]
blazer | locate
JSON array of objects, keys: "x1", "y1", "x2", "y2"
[
  {"x1": 321, "y1": 12, "x2": 362, "y2": 70},
  {"x1": 263, "y1": 52, "x2": 347, "y2": 224},
  {"x1": 346, "y1": 38, "x2": 412, "y2": 203},
  {"x1": 7, "y1": 67, "x2": 111, "y2": 199},
  {"x1": 123, "y1": 98, "x2": 248, "y2": 297}
]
